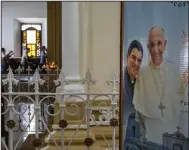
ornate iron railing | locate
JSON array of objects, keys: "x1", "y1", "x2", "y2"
[{"x1": 1, "y1": 66, "x2": 120, "y2": 150}]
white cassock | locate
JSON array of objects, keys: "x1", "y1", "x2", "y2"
[
  {"x1": 133, "y1": 61, "x2": 181, "y2": 144},
  {"x1": 179, "y1": 76, "x2": 188, "y2": 137}
]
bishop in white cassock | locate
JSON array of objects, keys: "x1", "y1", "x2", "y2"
[{"x1": 133, "y1": 27, "x2": 181, "y2": 145}]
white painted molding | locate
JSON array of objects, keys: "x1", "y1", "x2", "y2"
[
  {"x1": 65, "y1": 76, "x2": 82, "y2": 81},
  {"x1": 52, "y1": 124, "x2": 87, "y2": 130}
]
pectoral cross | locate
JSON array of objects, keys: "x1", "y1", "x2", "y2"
[{"x1": 158, "y1": 102, "x2": 166, "y2": 117}]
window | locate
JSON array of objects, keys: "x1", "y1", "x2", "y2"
[{"x1": 21, "y1": 24, "x2": 42, "y2": 57}]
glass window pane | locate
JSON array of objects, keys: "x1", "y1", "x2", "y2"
[
  {"x1": 27, "y1": 30, "x2": 36, "y2": 44},
  {"x1": 21, "y1": 24, "x2": 41, "y2": 57},
  {"x1": 28, "y1": 52, "x2": 31, "y2": 57},
  {"x1": 32, "y1": 45, "x2": 36, "y2": 51},
  {"x1": 27, "y1": 44, "x2": 31, "y2": 50},
  {"x1": 31, "y1": 51, "x2": 35, "y2": 56}
]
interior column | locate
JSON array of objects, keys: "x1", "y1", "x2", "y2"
[
  {"x1": 61, "y1": 1, "x2": 84, "y2": 93},
  {"x1": 47, "y1": 1, "x2": 62, "y2": 68}
]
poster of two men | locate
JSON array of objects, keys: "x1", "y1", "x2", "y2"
[{"x1": 120, "y1": 2, "x2": 188, "y2": 150}]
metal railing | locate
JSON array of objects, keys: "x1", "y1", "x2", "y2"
[{"x1": 1, "y1": 66, "x2": 120, "y2": 150}]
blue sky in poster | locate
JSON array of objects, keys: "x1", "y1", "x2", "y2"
[{"x1": 123, "y1": 2, "x2": 188, "y2": 67}]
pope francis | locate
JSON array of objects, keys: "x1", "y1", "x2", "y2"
[{"x1": 133, "y1": 27, "x2": 181, "y2": 144}]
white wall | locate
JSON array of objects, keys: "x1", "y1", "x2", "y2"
[
  {"x1": 79, "y1": 2, "x2": 121, "y2": 92},
  {"x1": 42, "y1": 21, "x2": 47, "y2": 48},
  {"x1": 13, "y1": 19, "x2": 21, "y2": 57},
  {"x1": 2, "y1": 2, "x2": 47, "y2": 56}
]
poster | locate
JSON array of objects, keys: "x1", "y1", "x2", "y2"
[{"x1": 121, "y1": 2, "x2": 188, "y2": 150}]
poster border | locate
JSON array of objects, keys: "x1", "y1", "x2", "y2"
[
  {"x1": 119, "y1": 1, "x2": 124, "y2": 150},
  {"x1": 119, "y1": 2, "x2": 189, "y2": 150}
]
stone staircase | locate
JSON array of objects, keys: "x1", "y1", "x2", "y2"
[
  {"x1": 19, "y1": 126, "x2": 119, "y2": 150},
  {"x1": 18, "y1": 98, "x2": 119, "y2": 150},
  {"x1": 19, "y1": 133, "x2": 47, "y2": 150}
]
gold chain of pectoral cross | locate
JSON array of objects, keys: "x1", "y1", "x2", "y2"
[{"x1": 151, "y1": 67, "x2": 167, "y2": 117}]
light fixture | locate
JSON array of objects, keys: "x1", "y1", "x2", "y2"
[{"x1": 42, "y1": 61, "x2": 58, "y2": 69}]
